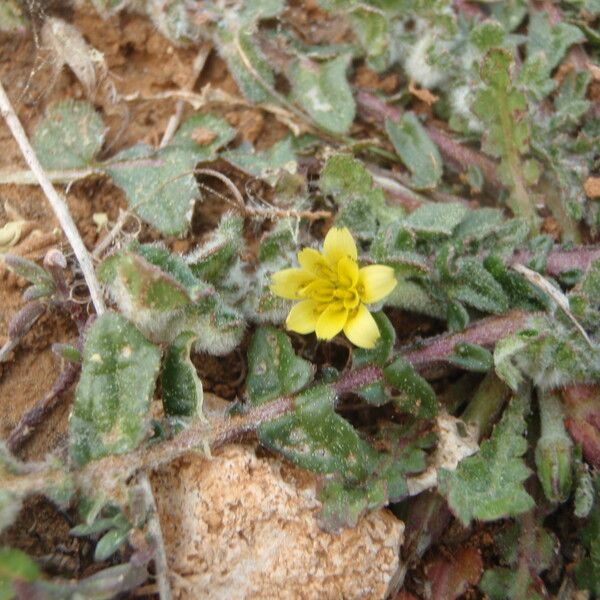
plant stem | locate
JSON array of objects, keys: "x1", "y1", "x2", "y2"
[
  {"x1": 401, "y1": 310, "x2": 535, "y2": 379},
  {"x1": 7, "y1": 361, "x2": 81, "y2": 452},
  {"x1": 355, "y1": 91, "x2": 502, "y2": 189},
  {"x1": 511, "y1": 246, "x2": 600, "y2": 276},
  {"x1": 460, "y1": 371, "x2": 511, "y2": 438},
  {"x1": 138, "y1": 473, "x2": 172, "y2": 600},
  {"x1": 0, "y1": 81, "x2": 106, "y2": 315},
  {"x1": 159, "y1": 43, "x2": 212, "y2": 149}
]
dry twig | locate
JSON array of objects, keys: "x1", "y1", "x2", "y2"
[{"x1": 0, "y1": 81, "x2": 106, "y2": 315}]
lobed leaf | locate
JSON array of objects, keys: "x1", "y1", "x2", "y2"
[
  {"x1": 438, "y1": 388, "x2": 534, "y2": 525},
  {"x1": 105, "y1": 144, "x2": 199, "y2": 236}
]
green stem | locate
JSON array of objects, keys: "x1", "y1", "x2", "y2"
[{"x1": 461, "y1": 371, "x2": 511, "y2": 439}]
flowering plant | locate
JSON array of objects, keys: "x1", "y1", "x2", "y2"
[{"x1": 271, "y1": 227, "x2": 396, "y2": 348}]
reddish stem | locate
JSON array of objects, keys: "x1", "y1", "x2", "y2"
[
  {"x1": 355, "y1": 91, "x2": 502, "y2": 189},
  {"x1": 7, "y1": 360, "x2": 81, "y2": 452},
  {"x1": 511, "y1": 247, "x2": 600, "y2": 276},
  {"x1": 402, "y1": 311, "x2": 535, "y2": 378}
]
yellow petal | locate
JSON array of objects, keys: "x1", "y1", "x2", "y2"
[
  {"x1": 357, "y1": 265, "x2": 397, "y2": 304},
  {"x1": 271, "y1": 268, "x2": 314, "y2": 300},
  {"x1": 300, "y1": 279, "x2": 335, "y2": 303},
  {"x1": 315, "y1": 301, "x2": 348, "y2": 340},
  {"x1": 343, "y1": 304, "x2": 380, "y2": 348},
  {"x1": 298, "y1": 247, "x2": 334, "y2": 279},
  {"x1": 286, "y1": 300, "x2": 321, "y2": 334},
  {"x1": 337, "y1": 256, "x2": 359, "y2": 288},
  {"x1": 323, "y1": 227, "x2": 357, "y2": 265}
]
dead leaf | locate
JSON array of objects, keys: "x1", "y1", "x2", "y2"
[
  {"x1": 426, "y1": 547, "x2": 483, "y2": 600},
  {"x1": 409, "y1": 80, "x2": 439, "y2": 106},
  {"x1": 41, "y1": 17, "x2": 107, "y2": 98}
]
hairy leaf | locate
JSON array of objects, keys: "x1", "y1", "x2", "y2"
[
  {"x1": 105, "y1": 144, "x2": 199, "y2": 236},
  {"x1": 319, "y1": 153, "x2": 392, "y2": 238},
  {"x1": 222, "y1": 137, "x2": 297, "y2": 186},
  {"x1": 291, "y1": 54, "x2": 356, "y2": 134},
  {"x1": 69, "y1": 312, "x2": 162, "y2": 466},
  {"x1": 186, "y1": 213, "x2": 244, "y2": 283},
  {"x1": 162, "y1": 331, "x2": 203, "y2": 418},
  {"x1": 385, "y1": 113, "x2": 443, "y2": 190},
  {"x1": 170, "y1": 113, "x2": 236, "y2": 160},
  {"x1": 33, "y1": 100, "x2": 105, "y2": 170},
  {"x1": 216, "y1": 29, "x2": 275, "y2": 103},
  {"x1": 246, "y1": 326, "x2": 314, "y2": 405},
  {"x1": 384, "y1": 356, "x2": 437, "y2": 418},
  {"x1": 439, "y1": 389, "x2": 534, "y2": 525}
]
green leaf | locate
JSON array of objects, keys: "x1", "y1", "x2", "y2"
[
  {"x1": 98, "y1": 251, "x2": 197, "y2": 314},
  {"x1": 469, "y1": 20, "x2": 506, "y2": 52},
  {"x1": 439, "y1": 389, "x2": 535, "y2": 525},
  {"x1": 3, "y1": 254, "x2": 53, "y2": 287},
  {"x1": 170, "y1": 113, "x2": 236, "y2": 160},
  {"x1": 385, "y1": 113, "x2": 443, "y2": 190},
  {"x1": 403, "y1": 202, "x2": 468, "y2": 237},
  {"x1": 222, "y1": 137, "x2": 297, "y2": 186},
  {"x1": 317, "y1": 423, "x2": 428, "y2": 531},
  {"x1": 162, "y1": 331, "x2": 203, "y2": 418},
  {"x1": 290, "y1": 54, "x2": 356, "y2": 134},
  {"x1": 447, "y1": 258, "x2": 510, "y2": 314},
  {"x1": 447, "y1": 342, "x2": 493, "y2": 372},
  {"x1": 186, "y1": 213, "x2": 244, "y2": 283},
  {"x1": 33, "y1": 100, "x2": 105, "y2": 170},
  {"x1": 473, "y1": 49, "x2": 537, "y2": 223},
  {"x1": 94, "y1": 528, "x2": 130, "y2": 561},
  {"x1": 319, "y1": 154, "x2": 390, "y2": 239},
  {"x1": 575, "y1": 474, "x2": 600, "y2": 595},
  {"x1": 384, "y1": 357, "x2": 437, "y2": 418},
  {"x1": 475, "y1": 49, "x2": 529, "y2": 158},
  {"x1": 258, "y1": 384, "x2": 377, "y2": 478},
  {"x1": 105, "y1": 144, "x2": 199, "y2": 236},
  {"x1": 0, "y1": 548, "x2": 40, "y2": 600},
  {"x1": 349, "y1": 9, "x2": 389, "y2": 70},
  {"x1": 216, "y1": 29, "x2": 275, "y2": 103},
  {"x1": 238, "y1": 0, "x2": 284, "y2": 24},
  {"x1": 479, "y1": 569, "x2": 544, "y2": 600},
  {"x1": 527, "y1": 11, "x2": 584, "y2": 75},
  {"x1": 246, "y1": 327, "x2": 314, "y2": 405},
  {"x1": 69, "y1": 312, "x2": 162, "y2": 466}
]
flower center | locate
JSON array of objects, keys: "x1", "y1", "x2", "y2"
[{"x1": 298, "y1": 257, "x2": 360, "y2": 310}]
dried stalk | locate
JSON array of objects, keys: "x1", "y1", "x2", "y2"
[
  {"x1": 0, "y1": 81, "x2": 105, "y2": 315},
  {"x1": 159, "y1": 43, "x2": 212, "y2": 149},
  {"x1": 196, "y1": 168, "x2": 331, "y2": 221}
]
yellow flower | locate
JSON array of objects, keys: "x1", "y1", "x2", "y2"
[{"x1": 271, "y1": 227, "x2": 397, "y2": 349}]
